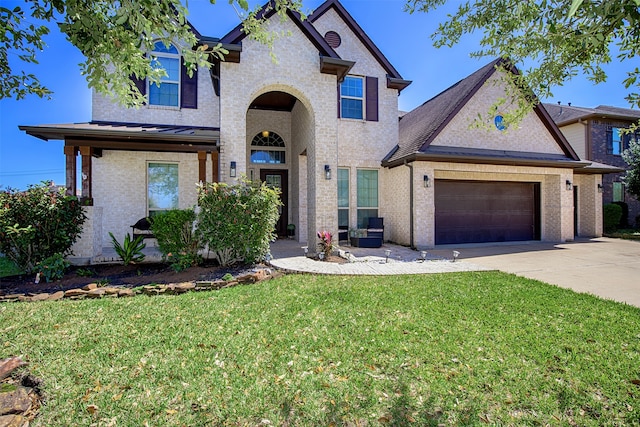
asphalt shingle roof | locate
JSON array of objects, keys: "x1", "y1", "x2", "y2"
[{"x1": 386, "y1": 59, "x2": 501, "y2": 165}]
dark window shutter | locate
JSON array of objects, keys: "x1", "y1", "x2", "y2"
[
  {"x1": 181, "y1": 57, "x2": 198, "y2": 109},
  {"x1": 366, "y1": 76, "x2": 378, "y2": 122},
  {"x1": 131, "y1": 74, "x2": 146, "y2": 97}
]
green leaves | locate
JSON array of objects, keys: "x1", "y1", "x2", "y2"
[
  {"x1": 109, "y1": 232, "x2": 146, "y2": 265},
  {"x1": 0, "y1": 182, "x2": 86, "y2": 273},
  {"x1": 197, "y1": 179, "x2": 281, "y2": 266},
  {"x1": 2, "y1": 0, "x2": 302, "y2": 105},
  {"x1": 412, "y1": 0, "x2": 640, "y2": 120}
]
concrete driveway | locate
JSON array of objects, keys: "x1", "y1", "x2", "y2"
[{"x1": 435, "y1": 237, "x2": 640, "y2": 308}]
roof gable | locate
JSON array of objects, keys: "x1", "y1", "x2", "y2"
[
  {"x1": 220, "y1": 1, "x2": 339, "y2": 58},
  {"x1": 308, "y1": 0, "x2": 404, "y2": 81},
  {"x1": 384, "y1": 58, "x2": 580, "y2": 167}
]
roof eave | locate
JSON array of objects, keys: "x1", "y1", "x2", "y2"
[
  {"x1": 387, "y1": 76, "x2": 412, "y2": 93},
  {"x1": 383, "y1": 152, "x2": 591, "y2": 170},
  {"x1": 320, "y1": 56, "x2": 355, "y2": 82},
  {"x1": 19, "y1": 125, "x2": 220, "y2": 144}
]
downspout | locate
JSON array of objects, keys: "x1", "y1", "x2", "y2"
[{"x1": 404, "y1": 160, "x2": 415, "y2": 249}]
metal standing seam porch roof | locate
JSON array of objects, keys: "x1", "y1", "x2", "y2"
[{"x1": 19, "y1": 121, "x2": 220, "y2": 153}]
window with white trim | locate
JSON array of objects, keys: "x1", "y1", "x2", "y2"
[
  {"x1": 356, "y1": 169, "x2": 378, "y2": 228},
  {"x1": 149, "y1": 41, "x2": 180, "y2": 107},
  {"x1": 148, "y1": 163, "x2": 179, "y2": 216},
  {"x1": 340, "y1": 76, "x2": 364, "y2": 119}
]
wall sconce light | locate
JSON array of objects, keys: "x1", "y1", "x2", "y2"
[
  {"x1": 230, "y1": 161, "x2": 237, "y2": 178},
  {"x1": 261, "y1": 130, "x2": 270, "y2": 138},
  {"x1": 566, "y1": 179, "x2": 572, "y2": 191},
  {"x1": 423, "y1": 175, "x2": 430, "y2": 188},
  {"x1": 597, "y1": 183, "x2": 603, "y2": 193},
  {"x1": 324, "y1": 165, "x2": 331, "y2": 180}
]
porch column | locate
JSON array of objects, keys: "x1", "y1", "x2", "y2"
[
  {"x1": 211, "y1": 151, "x2": 219, "y2": 182},
  {"x1": 79, "y1": 146, "x2": 93, "y2": 205},
  {"x1": 198, "y1": 151, "x2": 207, "y2": 183},
  {"x1": 63, "y1": 145, "x2": 77, "y2": 196}
]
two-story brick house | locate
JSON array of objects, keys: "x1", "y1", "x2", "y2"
[
  {"x1": 544, "y1": 103, "x2": 640, "y2": 227},
  {"x1": 20, "y1": 0, "x2": 611, "y2": 262}
]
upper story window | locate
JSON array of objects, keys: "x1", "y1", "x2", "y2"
[
  {"x1": 149, "y1": 42, "x2": 181, "y2": 107},
  {"x1": 607, "y1": 126, "x2": 639, "y2": 156},
  {"x1": 609, "y1": 127, "x2": 624, "y2": 155},
  {"x1": 130, "y1": 42, "x2": 198, "y2": 109},
  {"x1": 250, "y1": 131, "x2": 286, "y2": 164},
  {"x1": 340, "y1": 76, "x2": 364, "y2": 119}
]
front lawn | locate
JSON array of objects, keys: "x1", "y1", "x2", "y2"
[{"x1": 1, "y1": 271, "x2": 639, "y2": 426}]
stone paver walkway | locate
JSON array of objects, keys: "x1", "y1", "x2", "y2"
[{"x1": 269, "y1": 239, "x2": 491, "y2": 275}]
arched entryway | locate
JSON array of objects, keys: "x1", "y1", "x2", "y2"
[{"x1": 245, "y1": 89, "x2": 314, "y2": 242}]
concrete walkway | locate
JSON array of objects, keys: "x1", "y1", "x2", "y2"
[
  {"x1": 270, "y1": 237, "x2": 640, "y2": 308},
  {"x1": 269, "y1": 239, "x2": 491, "y2": 275}
]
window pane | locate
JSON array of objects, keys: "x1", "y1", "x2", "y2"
[
  {"x1": 341, "y1": 76, "x2": 362, "y2": 97},
  {"x1": 341, "y1": 98, "x2": 363, "y2": 119},
  {"x1": 613, "y1": 182, "x2": 624, "y2": 202},
  {"x1": 357, "y1": 209, "x2": 378, "y2": 229},
  {"x1": 338, "y1": 209, "x2": 349, "y2": 228},
  {"x1": 612, "y1": 127, "x2": 622, "y2": 155},
  {"x1": 357, "y1": 169, "x2": 378, "y2": 207},
  {"x1": 153, "y1": 41, "x2": 179, "y2": 54},
  {"x1": 338, "y1": 168, "x2": 349, "y2": 207},
  {"x1": 148, "y1": 163, "x2": 179, "y2": 211},
  {"x1": 149, "y1": 83, "x2": 179, "y2": 106},
  {"x1": 250, "y1": 150, "x2": 285, "y2": 164}
]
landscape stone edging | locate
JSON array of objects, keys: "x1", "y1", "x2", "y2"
[
  {"x1": 0, "y1": 268, "x2": 278, "y2": 304},
  {"x1": 0, "y1": 357, "x2": 42, "y2": 427}
]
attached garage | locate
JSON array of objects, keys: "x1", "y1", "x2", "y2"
[{"x1": 434, "y1": 180, "x2": 541, "y2": 245}]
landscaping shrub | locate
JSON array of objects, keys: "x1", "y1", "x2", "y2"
[
  {"x1": 151, "y1": 209, "x2": 202, "y2": 271},
  {"x1": 197, "y1": 180, "x2": 281, "y2": 266},
  {"x1": 0, "y1": 182, "x2": 86, "y2": 273},
  {"x1": 35, "y1": 253, "x2": 71, "y2": 283},
  {"x1": 612, "y1": 201, "x2": 629, "y2": 227},
  {"x1": 109, "y1": 232, "x2": 146, "y2": 265},
  {"x1": 603, "y1": 203, "x2": 623, "y2": 233}
]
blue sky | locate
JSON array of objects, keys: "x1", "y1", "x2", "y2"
[{"x1": 0, "y1": 0, "x2": 634, "y2": 190}]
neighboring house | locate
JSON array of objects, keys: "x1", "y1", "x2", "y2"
[
  {"x1": 544, "y1": 103, "x2": 640, "y2": 227},
  {"x1": 20, "y1": 0, "x2": 612, "y2": 262}
]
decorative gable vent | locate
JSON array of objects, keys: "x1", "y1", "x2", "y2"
[{"x1": 324, "y1": 31, "x2": 341, "y2": 48}]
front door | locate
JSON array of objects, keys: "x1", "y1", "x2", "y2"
[{"x1": 260, "y1": 169, "x2": 288, "y2": 237}]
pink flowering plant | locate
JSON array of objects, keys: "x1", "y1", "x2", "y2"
[{"x1": 317, "y1": 230, "x2": 334, "y2": 259}]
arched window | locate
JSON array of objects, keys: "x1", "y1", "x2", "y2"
[
  {"x1": 250, "y1": 131, "x2": 286, "y2": 164},
  {"x1": 149, "y1": 41, "x2": 180, "y2": 107}
]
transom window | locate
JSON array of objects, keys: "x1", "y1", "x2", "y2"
[
  {"x1": 250, "y1": 131, "x2": 286, "y2": 164},
  {"x1": 148, "y1": 163, "x2": 179, "y2": 216},
  {"x1": 149, "y1": 41, "x2": 180, "y2": 107},
  {"x1": 340, "y1": 76, "x2": 364, "y2": 119}
]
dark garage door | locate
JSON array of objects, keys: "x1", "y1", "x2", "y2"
[{"x1": 435, "y1": 180, "x2": 540, "y2": 245}]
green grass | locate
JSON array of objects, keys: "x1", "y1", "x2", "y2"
[
  {"x1": 0, "y1": 256, "x2": 22, "y2": 277},
  {"x1": 2, "y1": 271, "x2": 639, "y2": 426},
  {"x1": 606, "y1": 229, "x2": 640, "y2": 240}
]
